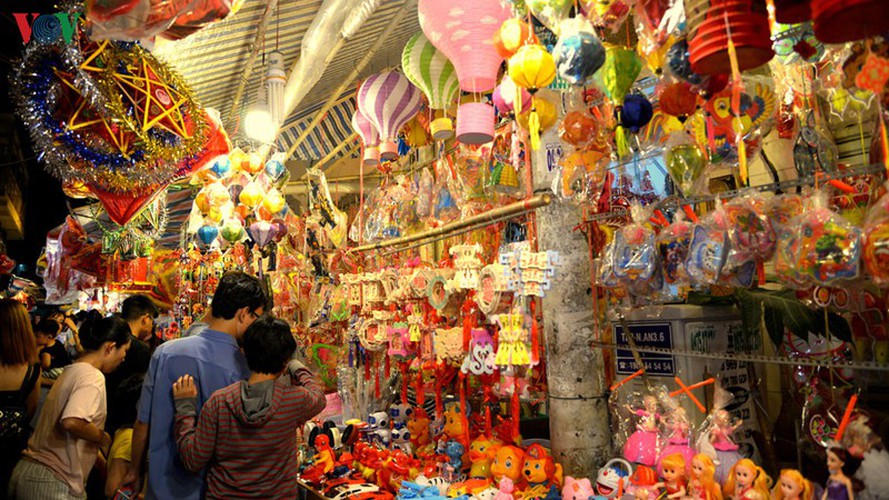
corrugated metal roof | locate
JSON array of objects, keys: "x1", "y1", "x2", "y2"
[{"x1": 155, "y1": 0, "x2": 420, "y2": 162}]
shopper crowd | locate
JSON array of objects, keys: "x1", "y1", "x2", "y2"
[{"x1": 0, "y1": 271, "x2": 327, "y2": 499}]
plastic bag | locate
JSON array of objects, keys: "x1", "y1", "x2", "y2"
[
  {"x1": 862, "y1": 185, "x2": 889, "y2": 287},
  {"x1": 793, "y1": 191, "x2": 862, "y2": 285},
  {"x1": 86, "y1": 0, "x2": 242, "y2": 41},
  {"x1": 724, "y1": 192, "x2": 776, "y2": 266},
  {"x1": 656, "y1": 211, "x2": 693, "y2": 285},
  {"x1": 663, "y1": 132, "x2": 708, "y2": 197},
  {"x1": 612, "y1": 202, "x2": 658, "y2": 284},
  {"x1": 685, "y1": 204, "x2": 729, "y2": 287}
]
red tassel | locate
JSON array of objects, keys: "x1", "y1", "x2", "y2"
[
  {"x1": 511, "y1": 378, "x2": 521, "y2": 440},
  {"x1": 415, "y1": 371, "x2": 425, "y2": 406},
  {"x1": 375, "y1": 368, "x2": 381, "y2": 399},
  {"x1": 435, "y1": 378, "x2": 444, "y2": 420},
  {"x1": 459, "y1": 373, "x2": 470, "y2": 447},
  {"x1": 530, "y1": 299, "x2": 540, "y2": 365},
  {"x1": 364, "y1": 353, "x2": 371, "y2": 381},
  {"x1": 384, "y1": 354, "x2": 391, "y2": 378},
  {"x1": 485, "y1": 405, "x2": 492, "y2": 438},
  {"x1": 757, "y1": 262, "x2": 766, "y2": 286},
  {"x1": 461, "y1": 299, "x2": 474, "y2": 351},
  {"x1": 401, "y1": 363, "x2": 409, "y2": 406}
]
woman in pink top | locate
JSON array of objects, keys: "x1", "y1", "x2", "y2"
[{"x1": 7, "y1": 312, "x2": 131, "y2": 500}]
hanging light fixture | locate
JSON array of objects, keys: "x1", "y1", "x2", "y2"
[
  {"x1": 266, "y1": 51, "x2": 286, "y2": 127},
  {"x1": 245, "y1": 76, "x2": 276, "y2": 143}
]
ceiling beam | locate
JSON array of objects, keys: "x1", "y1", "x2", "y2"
[
  {"x1": 283, "y1": 0, "x2": 414, "y2": 159},
  {"x1": 226, "y1": 0, "x2": 280, "y2": 128}
]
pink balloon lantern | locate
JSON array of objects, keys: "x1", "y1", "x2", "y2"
[
  {"x1": 248, "y1": 221, "x2": 275, "y2": 250},
  {"x1": 357, "y1": 71, "x2": 422, "y2": 161},
  {"x1": 351, "y1": 108, "x2": 381, "y2": 166},
  {"x1": 418, "y1": 0, "x2": 511, "y2": 144},
  {"x1": 492, "y1": 76, "x2": 533, "y2": 116}
]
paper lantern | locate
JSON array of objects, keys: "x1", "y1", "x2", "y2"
[
  {"x1": 357, "y1": 71, "x2": 422, "y2": 160},
  {"x1": 197, "y1": 225, "x2": 219, "y2": 246},
  {"x1": 494, "y1": 18, "x2": 538, "y2": 59},
  {"x1": 596, "y1": 45, "x2": 643, "y2": 106},
  {"x1": 263, "y1": 188, "x2": 286, "y2": 214},
  {"x1": 527, "y1": 0, "x2": 573, "y2": 35},
  {"x1": 242, "y1": 153, "x2": 263, "y2": 174},
  {"x1": 248, "y1": 221, "x2": 275, "y2": 249},
  {"x1": 559, "y1": 111, "x2": 598, "y2": 148},
  {"x1": 553, "y1": 17, "x2": 606, "y2": 86},
  {"x1": 517, "y1": 95, "x2": 558, "y2": 150},
  {"x1": 492, "y1": 75, "x2": 533, "y2": 116},
  {"x1": 402, "y1": 32, "x2": 460, "y2": 140},
  {"x1": 206, "y1": 182, "x2": 230, "y2": 208},
  {"x1": 221, "y1": 218, "x2": 245, "y2": 244},
  {"x1": 351, "y1": 108, "x2": 381, "y2": 166},
  {"x1": 195, "y1": 191, "x2": 211, "y2": 213},
  {"x1": 616, "y1": 93, "x2": 654, "y2": 132},
  {"x1": 239, "y1": 181, "x2": 264, "y2": 208},
  {"x1": 264, "y1": 158, "x2": 286, "y2": 182},
  {"x1": 210, "y1": 156, "x2": 231, "y2": 179},
  {"x1": 659, "y1": 82, "x2": 698, "y2": 122},
  {"x1": 418, "y1": 0, "x2": 511, "y2": 144},
  {"x1": 508, "y1": 44, "x2": 557, "y2": 92}
]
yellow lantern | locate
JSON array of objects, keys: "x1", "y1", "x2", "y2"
[
  {"x1": 207, "y1": 182, "x2": 230, "y2": 208},
  {"x1": 262, "y1": 188, "x2": 286, "y2": 214},
  {"x1": 243, "y1": 153, "x2": 264, "y2": 174},
  {"x1": 229, "y1": 148, "x2": 247, "y2": 172},
  {"x1": 194, "y1": 191, "x2": 211, "y2": 213},
  {"x1": 507, "y1": 44, "x2": 557, "y2": 92},
  {"x1": 516, "y1": 95, "x2": 557, "y2": 150},
  {"x1": 206, "y1": 207, "x2": 224, "y2": 223},
  {"x1": 239, "y1": 181, "x2": 264, "y2": 208}
]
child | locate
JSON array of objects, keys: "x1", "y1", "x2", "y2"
[
  {"x1": 34, "y1": 319, "x2": 71, "y2": 382},
  {"x1": 172, "y1": 316, "x2": 326, "y2": 499}
]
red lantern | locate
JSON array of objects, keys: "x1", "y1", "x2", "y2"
[
  {"x1": 659, "y1": 82, "x2": 698, "y2": 121},
  {"x1": 812, "y1": 0, "x2": 889, "y2": 44}
]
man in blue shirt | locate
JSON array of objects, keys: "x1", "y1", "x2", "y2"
[{"x1": 123, "y1": 271, "x2": 267, "y2": 500}]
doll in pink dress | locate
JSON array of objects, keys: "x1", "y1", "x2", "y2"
[
  {"x1": 658, "y1": 406, "x2": 695, "y2": 474},
  {"x1": 623, "y1": 395, "x2": 661, "y2": 466},
  {"x1": 710, "y1": 409, "x2": 743, "y2": 484}
]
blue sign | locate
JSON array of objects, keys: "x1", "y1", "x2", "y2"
[{"x1": 614, "y1": 322, "x2": 675, "y2": 376}]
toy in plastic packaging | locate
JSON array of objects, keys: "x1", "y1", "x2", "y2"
[
  {"x1": 657, "y1": 211, "x2": 693, "y2": 285},
  {"x1": 724, "y1": 192, "x2": 776, "y2": 267},
  {"x1": 793, "y1": 111, "x2": 839, "y2": 178},
  {"x1": 696, "y1": 385, "x2": 743, "y2": 484},
  {"x1": 794, "y1": 192, "x2": 862, "y2": 285},
  {"x1": 685, "y1": 206, "x2": 729, "y2": 287},
  {"x1": 657, "y1": 401, "x2": 695, "y2": 473},
  {"x1": 612, "y1": 202, "x2": 657, "y2": 284},
  {"x1": 86, "y1": 0, "x2": 243, "y2": 41},
  {"x1": 612, "y1": 388, "x2": 664, "y2": 467},
  {"x1": 663, "y1": 132, "x2": 708, "y2": 197},
  {"x1": 765, "y1": 194, "x2": 805, "y2": 233},
  {"x1": 862, "y1": 186, "x2": 889, "y2": 287}
]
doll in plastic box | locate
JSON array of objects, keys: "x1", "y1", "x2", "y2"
[
  {"x1": 688, "y1": 453, "x2": 722, "y2": 500},
  {"x1": 723, "y1": 459, "x2": 771, "y2": 500},
  {"x1": 623, "y1": 395, "x2": 661, "y2": 466},
  {"x1": 772, "y1": 469, "x2": 813, "y2": 500}
]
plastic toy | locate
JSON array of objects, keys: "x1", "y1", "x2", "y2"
[
  {"x1": 688, "y1": 454, "x2": 722, "y2": 500},
  {"x1": 408, "y1": 408, "x2": 434, "y2": 456},
  {"x1": 314, "y1": 434, "x2": 337, "y2": 475},
  {"x1": 823, "y1": 447, "x2": 858, "y2": 500},
  {"x1": 654, "y1": 453, "x2": 687, "y2": 499},
  {"x1": 444, "y1": 441, "x2": 466, "y2": 482},
  {"x1": 658, "y1": 406, "x2": 695, "y2": 472},
  {"x1": 794, "y1": 197, "x2": 863, "y2": 285},
  {"x1": 623, "y1": 395, "x2": 661, "y2": 466},
  {"x1": 772, "y1": 469, "x2": 813, "y2": 500},
  {"x1": 707, "y1": 409, "x2": 743, "y2": 484},
  {"x1": 723, "y1": 459, "x2": 771, "y2": 500},
  {"x1": 495, "y1": 477, "x2": 516, "y2": 500},
  {"x1": 686, "y1": 212, "x2": 729, "y2": 287},
  {"x1": 724, "y1": 193, "x2": 777, "y2": 266},
  {"x1": 491, "y1": 445, "x2": 526, "y2": 487},
  {"x1": 657, "y1": 213, "x2": 693, "y2": 285},
  {"x1": 594, "y1": 458, "x2": 633, "y2": 498},
  {"x1": 628, "y1": 465, "x2": 658, "y2": 500},
  {"x1": 469, "y1": 436, "x2": 499, "y2": 480},
  {"x1": 562, "y1": 477, "x2": 596, "y2": 500},
  {"x1": 519, "y1": 443, "x2": 563, "y2": 499}
]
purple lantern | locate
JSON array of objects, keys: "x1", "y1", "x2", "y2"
[
  {"x1": 248, "y1": 221, "x2": 275, "y2": 249},
  {"x1": 357, "y1": 71, "x2": 422, "y2": 161},
  {"x1": 352, "y1": 108, "x2": 381, "y2": 167}
]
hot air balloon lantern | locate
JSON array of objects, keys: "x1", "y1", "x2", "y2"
[
  {"x1": 357, "y1": 71, "x2": 423, "y2": 161},
  {"x1": 401, "y1": 32, "x2": 461, "y2": 140},
  {"x1": 248, "y1": 221, "x2": 276, "y2": 250},
  {"x1": 352, "y1": 108, "x2": 382, "y2": 166},
  {"x1": 418, "y1": 0, "x2": 512, "y2": 145}
]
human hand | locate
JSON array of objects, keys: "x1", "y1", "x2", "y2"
[
  {"x1": 173, "y1": 375, "x2": 197, "y2": 399},
  {"x1": 100, "y1": 431, "x2": 113, "y2": 457},
  {"x1": 121, "y1": 464, "x2": 143, "y2": 494}
]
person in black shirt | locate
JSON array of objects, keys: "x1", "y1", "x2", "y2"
[
  {"x1": 34, "y1": 320, "x2": 71, "y2": 383},
  {"x1": 104, "y1": 295, "x2": 157, "y2": 498}
]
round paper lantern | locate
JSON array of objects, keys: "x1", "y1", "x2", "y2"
[
  {"x1": 811, "y1": 0, "x2": 889, "y2": 44},
  {"x1": 241, "y1": 153, "x2": 262, "y2": 174},
  {"x1": 666, "y1": 39, "x2": 702, "y2": 85},
  {"x1": 264, "y1": 158, "x2": 286, "y2": 182},
  {"x1": 229, "y1": 149, "x2": 246, "y2": 172},
  {"x1": 553, "y1": 18, "x2": 606, "y2": 86},
  {"x1": 527, "y1": 0, "x2": 573, "y2": 35},
  {"x1": 197, "y1": 225, "x2": 219, "y2": 245},
  {"x1": 234, "y1": 203, "x2": 251, "y2": 221},
  {"x1": 263, "y1": 188, "x2": 286, "y2": 214},
  {"x1": 402, "y1": 32, "x2": 460, "y2": 140},
  {"x1": 418, "y1": 0, "x2": 512, "y2": 144},
  {"x1": 351, "y1": 108, "x2": 381, "y2": 166},
  {"x1": 559, "y1": 111, "x2": 598, "y2": 148},
  {"x1": 517, "y1": 95, "x2": 558, "y2": 150},
  {"x1": 509, "y1": 44, "x2": 557, "y2": 92},
  {"x1": 221, "y1": 218, "x2": 245, "y2": 244},
  {"x1": 357, "y1": 71, "x2": 422, "y2": 160},
  {"x1": 195, "y1": 191, "x2": 211, "y2": 213},
  {"x1": 596, "y1": 45, "x2": 642, "y2": 106},
  {"x1": 206, "y1": 183, "x2": 231, "y2": 208},
  {"x1": 210, "y1": 156, "x2": 231, "y2": 179},
  {"x1": 659, "y1": 82, "x2": 698, "y2": 122},
  {"x1": 248, "y1": 221, "x2": 275, "y2": 249},
  {"x1": 492, "y1": 75, "x2": 533, "y2": 116},
  {"x1": 239, "y1": 181, "x2": 264, "y2": 208},
  {"x1": 494, "y1": 18, "x2": 538, "y2": 59},
  {"x1": 616, "y1": 93, "x2": 654, "y2": 132}
]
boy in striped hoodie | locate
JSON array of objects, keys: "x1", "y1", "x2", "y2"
[{"x1": 171, "y1": 316, "x2": 326, "y2": 499}]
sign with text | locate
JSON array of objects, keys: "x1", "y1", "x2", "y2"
[{"x1": 614, "y1": 322, "x2": 674, "y2": 376}]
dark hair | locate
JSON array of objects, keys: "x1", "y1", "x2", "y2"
[
  {"x1": 243, "y1": 316, "x2": 296, "y2": 374},
  {"x1": 79, "y1": 312, "x2": 132, "y2": 351},
  {"x1": 35, "y1": 319, "x2": 61, "y2": 337},
  {"x1": 121, "y1": 294, "x2": 159, "y2": 322},
  {"x1": 0, "y1": 299, "x2": 37, "y2": 366},
  {"x1": 828, "y1": 447, "x2": 864, "y2": 492},
  {"x1": 210, "y1": 271, "x2": 267, "y2": 320}
]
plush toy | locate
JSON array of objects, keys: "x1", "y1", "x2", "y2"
[
  {"x1": 562, "y1": 477, "x2": 596, "y2": 500},
  {"x1": 408, "y1": 408, "x2": 434, "y2": 455}
]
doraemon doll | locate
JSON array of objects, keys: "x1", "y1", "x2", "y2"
[{"x1": 593, "y1": 459, "x2": 633, "y2": 499}]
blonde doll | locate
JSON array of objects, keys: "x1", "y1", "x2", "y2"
[
  {"x1": 772, "y1": 469, "x2": 813, "y2": 500},
  {"x1": 689, "y1": 453, "x2": 723, "y2": 500},
  {"x1": 654, "y1": 453, "x2": 687, "y2": 499},
  {"x1": 723, "y1": 459, "x2": 771, "y2": 500}
]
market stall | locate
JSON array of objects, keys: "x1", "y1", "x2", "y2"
[{"x1": 6, "y1": 0, "x2": 889, "y2": 498}]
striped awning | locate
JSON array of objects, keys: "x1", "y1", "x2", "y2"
[{"x1": 154, "y1": 0, "x2": 420, "y2": 162}]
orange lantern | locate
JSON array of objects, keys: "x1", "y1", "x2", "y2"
[
  {"x1": 658, "y1": 82, "x2": 698, "y2": 122},
  {"x1": 494, "y1": 18, "x2": 538, "y2": 59},
  {"x1": 559, "y1": 111, "x2": 599, "y2": 149}
]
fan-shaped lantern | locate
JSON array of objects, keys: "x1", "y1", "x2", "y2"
[
  {"x1": 357, "y1": 71, "x2": 422, "y2": 161},
  {"x1": 418, "y1": 0, "x2": 512, "y2": 144},
  {"x1": 402, "y1": 32, "x2": 461, "y2": 140}
]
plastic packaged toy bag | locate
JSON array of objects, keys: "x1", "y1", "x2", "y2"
[
  {"x1": 862, "y1": 186, "x2": 889, "y2": 287},
  {"x1": 685, "y1": 204, "x2": 729, "y2": 287},
  {"x1": 656, "y1": 211, "x2": 693, "y2": 285},
  {"x1": 793, "y1": 192, "x2": 862, "y2": 285}
]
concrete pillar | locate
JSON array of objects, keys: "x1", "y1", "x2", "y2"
[{"x1": 532, "y1": 125, "x2": 611, "y2": 477}]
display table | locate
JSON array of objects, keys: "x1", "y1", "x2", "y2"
[{"x1": 296, "y1": 479, "x2": 328, "y2": 500}]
